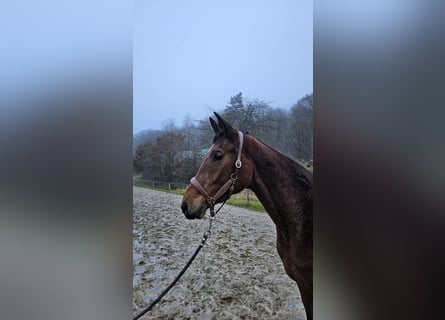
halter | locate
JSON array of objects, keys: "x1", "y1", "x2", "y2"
[{"x1": 190, "y1": 131, "x2": 244, "y2": 217}]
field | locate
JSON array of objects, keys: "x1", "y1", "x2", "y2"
[{"x1": 133, "y1": 187, "x2": 306, "y2": 319}]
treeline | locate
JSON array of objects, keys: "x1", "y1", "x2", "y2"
[{"x1": 134, "y1": 92, "x2": 312, "y2": 183}]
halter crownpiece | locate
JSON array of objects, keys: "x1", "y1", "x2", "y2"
[
  {"x1": 235, "y1": 130, "x2": 243, "y2": 168},
  {"x1": 190, "y1": 131, "x2": 244, "y2": 214}
]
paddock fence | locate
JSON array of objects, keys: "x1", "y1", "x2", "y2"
[
  {"x1": 135, "y1": 179, "x2": 188, "y2": 190},
  {"x1": 134, "y1": 178, "x2": 258, "y2": 202}
]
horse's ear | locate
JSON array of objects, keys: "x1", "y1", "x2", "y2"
[
  {"x1": 209, "y1": 117, "x2": 220, "y2": 133},
  {"x1": 214, "y1": 112, "x2": 238, "y2": 140}
]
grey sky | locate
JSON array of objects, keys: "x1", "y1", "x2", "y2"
[{"x1": 133, "y1": 0, "x2": 313, "y2": 133}]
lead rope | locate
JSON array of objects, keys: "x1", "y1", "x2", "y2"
[
  {"x1": 134, "y1": 131, "x2": 243, "y2": 319},
  {"x1": 132, "y1": 201, "x2": 226, "y2": 320}
]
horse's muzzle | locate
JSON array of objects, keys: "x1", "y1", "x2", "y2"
[
  {"x1": 181, "y1": 201, "x2": 205, "y2": 219},
  {"x1": 180, "y1": 202, "x2": 192, "y2": 219}
]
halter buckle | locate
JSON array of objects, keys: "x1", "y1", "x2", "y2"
[{"x1": 235, "y1": 159, "x2": 242, "y2": 168}]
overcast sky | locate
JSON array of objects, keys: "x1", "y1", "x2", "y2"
[{"x1": 133, "y1": 0, "x2": 313, "y2": 133}]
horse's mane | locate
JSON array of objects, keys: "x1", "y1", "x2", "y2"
[
  {"x1": 212, "y1": 131, "x2": 312, "y2": 196},
  {"x1": 252, "y1": 135, "x2": 313, "y2": 181}
]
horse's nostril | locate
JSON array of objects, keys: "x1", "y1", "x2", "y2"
[{"x1": 181, "y1": 202, "x2": 188, "y2": 214}]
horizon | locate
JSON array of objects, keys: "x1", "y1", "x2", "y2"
[{"x1": 133, "y1": 91, "x2": 313, "y2": 135}]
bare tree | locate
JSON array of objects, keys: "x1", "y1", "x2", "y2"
[
  {"x1": 262, "y1": 107, "x2": 290, "y2": 154},
  {"x1": 134, "y1": 92, "x2": 313, "y2": 182},
  {"x1": 286, "y1": 94, "x2": 313, "y2": 161},
  {"x1": 133, "y1": 129, "x2": 161, "y2": 155},
  {"x1": 162, "y1": 118, "x2": 177, "y2": 132},
  {"x1": 222, "y1": 92, "x2": 271, "y2": 138}
]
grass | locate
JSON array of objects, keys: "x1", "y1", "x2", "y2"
[
  {"x1": 133, "y1": 177, "x2": 265, "y2": 212},
  {"x1": 226, "y1": 198, "x2": 265, "y2": 212},
  {"x1": 133, "y1": 180, "x2": 184, "y2": 196}
]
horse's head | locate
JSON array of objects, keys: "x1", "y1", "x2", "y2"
[{"x1": 181, "y1": 113, "x2": 253, "y2": 219}]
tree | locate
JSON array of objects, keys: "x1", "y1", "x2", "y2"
[
  {"x1": 133, "y1": 143, "x2": 150, "y2": 173},
  {"x1": 133, "y1": 129, "x2": 161, "y2": 155},
  {"x1": 180, "y1": 114, "x2": 201, "y2": 152},
  {"x1": 262, "y1": 107, "x2": 290, "y2": 154},
  {"x1": 287, "y1": 94, "x2": 313, "y2": 161},
  {"x1": 154, "y1": 132, "x2": 184, "y2": 181},
  {"x1": 222, "y1": 92, "x2": 271, "y2": 138},
  {"x1": 173, "y1": 152, "x2": 201, "y2": 183},
  {"x1": 162, "y1": 118, "x2": 177, "y2": 132},
  {"x1": 133, "y1": 92, "x2": 313, "y2": 181},
  {"x1": 222, "y1": 92, "x2": 245, "y2": 130},
  {"x1": 136, "y1": 131, "x2": 200, "y2": 183}
]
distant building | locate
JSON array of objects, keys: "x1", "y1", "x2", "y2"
[
  {"x1": 199, "y1": 148, "x2": 209, "y2": 158},
  {"x1": 182, "y1": 150, "x2": 193, "y2": 159},
  {"x1": 179, "y1": 148, "x2": 210, "y2": 159}
]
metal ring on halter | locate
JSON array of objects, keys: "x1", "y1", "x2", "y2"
[
  {"x1": 207, "y1": 196, "x2": 215, "y2": 205},
  {"x1": 230, "y1": 173, "x2": 238, "y2": 181},
  {"x1": 235, "y1": 159, "x2": 242, "y2": 168}
]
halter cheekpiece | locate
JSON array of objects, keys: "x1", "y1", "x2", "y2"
[{"x1": 190, "y1": 131, "x2": 244, "y2": 216}]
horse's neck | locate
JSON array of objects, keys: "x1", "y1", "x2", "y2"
[{"x1": 246, "y1": 136, "x2": 311, "y2": 232}]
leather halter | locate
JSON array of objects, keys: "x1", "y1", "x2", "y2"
[{"x1": 190, "y1": 131, "x2": 244, "y2": 216}]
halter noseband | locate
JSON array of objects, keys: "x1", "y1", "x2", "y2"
[{"x1": 190, "y1": 131, "x2": 244, "y2": 216}]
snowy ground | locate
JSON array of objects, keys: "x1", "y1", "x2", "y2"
[{"x1": 133, "y1": 187, "x2": 306, "y2": 319}]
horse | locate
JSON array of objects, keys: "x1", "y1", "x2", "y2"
[{"x1": 181, "y1": 112, "x2": 313, "y2": 320}]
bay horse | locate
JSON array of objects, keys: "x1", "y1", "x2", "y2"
[{"x1": 181, "y1": 113, "x2": 313, "y2": 320}]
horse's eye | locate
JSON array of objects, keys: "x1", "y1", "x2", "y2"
[{"x1": 212, "y1": 152, "x2": 224, "y2": 161}]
